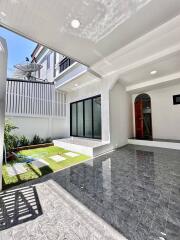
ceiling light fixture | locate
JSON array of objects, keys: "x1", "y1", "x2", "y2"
[
  {"x1": 150, "y1": 70, "x2": 157, "y2": 75},
  {"x1": 71, "y1": 19, "x2": 80, "y2": 29}
]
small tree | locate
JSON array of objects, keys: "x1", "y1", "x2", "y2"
[{"x1": 4, "y1": 120, "x2": 19, "y2": 152}]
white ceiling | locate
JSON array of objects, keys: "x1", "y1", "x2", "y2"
[
  {"x1": 0, "y1": 0, "x2": 180, "y2": 67},
  {"x1": 56, "y1": 71, "x2": 100, "y2": 92},
  {"x1": 120, "y1": 51, "x2": 180, "y2": 86}
]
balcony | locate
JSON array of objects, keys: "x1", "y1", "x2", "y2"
[{"x1": 59, "y1": 57, "x2": 75, "y2": 73}]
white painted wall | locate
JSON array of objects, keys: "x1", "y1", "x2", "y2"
[
  {"x1": 0, "y1": 38, "x2": 7, "y2": 191},
  {"x1": 109, "y1": 82, "x2": 132, "y2": 148},
  {"x1": 66, "y1": 78, "x2": 132, "y2": 149},
  {"x1": 132, "y1": 83, "x2": 180, "y2": 140},
  {"x1": 6, "y1": 116, "x2": 69, "y2": 141}
]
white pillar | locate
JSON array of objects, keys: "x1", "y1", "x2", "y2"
[{"x1": 0, "y1": 38, "x2": 7, "y2": 191}]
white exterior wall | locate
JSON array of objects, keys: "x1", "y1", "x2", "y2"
[
  {"x1": 34, "y1": 49, "x2": 55, "y2": 82},
  {"x1": 109, "y1": 82, "x2": 132, "y2": 148},
  {"x1": 35, "y1": 49, "x2": 66, "y2": 83},
  {"x1": 66, "y1": 79, "x2": 132, "y2": 149},
  {"x1": 67, "y1": 79, "x2": 111, "y2": 142},
  {"x1": 5, "y1": 79, "x2": 68, "y2": 141},
  {"x1": 132, "y1": 83, "x2": 180, "y2": 140},
  {"x1": 0, "y1": 38, "x2": 7, "y2": 191},
  {"x1": 6, "y1": 116, "x2": 69, "y2": 140}
]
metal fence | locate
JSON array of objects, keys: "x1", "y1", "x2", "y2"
[{"x1": 5, "y1": 79, "x2": 66, "y2": 118}]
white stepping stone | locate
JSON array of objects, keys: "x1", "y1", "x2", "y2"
[
  {"x1": 64, "y1": 152, "x2": 79, "y2": 157},
  {"x1": 7, "y1": 163, "x2": 27, "y2": 176},
  {"x1": 31, "y1": 159, "x2": 49, "y2": 168},
  {"x1": 50, "y1": 155, "x2": 66, "y2": 162}
]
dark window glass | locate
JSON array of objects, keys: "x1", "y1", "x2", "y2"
[
  {"x1": 47, "y1": 54, "x2": 50, "y2": 69},
  {"x1": 70, "y1": 95, "x2": 101, "y2": 139},
  {"x1": 173, "y1": 95, "x2": 180, "y2": 105},
  {"x1": 84, "y1": 99, "x2": 92, "y2": 137},
  {"x1": 93, "y1": 96, "x2": 101, "y2": 139},
  {"x1": 71, "y1": 103, "x2": 77, "y2": 136},
  {"x1": 77, "y1": 101, "x2": 84, "y2": 137}
]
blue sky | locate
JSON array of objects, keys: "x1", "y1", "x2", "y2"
[{"x1": 0, "y1": 27, "x2": 37, "y2": 77}]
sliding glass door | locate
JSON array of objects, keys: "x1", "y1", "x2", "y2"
[
  {"x1": 77, "y1": 101, "x2": 84, "y2": 137},
  {"x1": 93, "y1": 96, "x2": 101, "y2": 139},
  {"x1": 84, "y1": 99, "x2": 93, "y2": 138},
  {"x1": 70, "y1": 95, "x2": 101, "y2": 139}
]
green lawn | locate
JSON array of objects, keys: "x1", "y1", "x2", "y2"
[{"x1": 2, "y1": 146, "x2": 90, "y2": 189}]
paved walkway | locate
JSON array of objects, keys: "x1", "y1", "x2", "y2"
[
  {"x1": 0, "y1": 180, "x2": 126, "y2": 240},
  {"x1": 0, "y1": 144, "x2": 180, "y2": 240}
]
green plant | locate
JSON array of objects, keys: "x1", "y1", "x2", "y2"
[
  {"x1": 19, "y1": 135, "x2": 29, "y2": 147},
  {"x1": 4, "y1": 120, "x2": 19, "y2": 152},
  {"x1": 40, "y1": 138, "x2": 45, "y2": 144},
  {"x1": 31, "y1": 134, "x2": 42, "y2": 145},
  {"x1": 45, "y1": 137, "x2": 52, "y2": 143}
]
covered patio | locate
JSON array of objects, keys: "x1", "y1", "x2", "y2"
[
  {"x1": 0, "y1": 1, "x2": 180, "y2": 239},
  {"x1": 1, "y1": 144, "x2": 180, "y2": 240}
]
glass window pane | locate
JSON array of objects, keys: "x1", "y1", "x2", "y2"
[
  {"x1": 77, "y1": 101, "x2": 84, "y2": 137},
  {"x1": 84, "y1": 99, "x2": 92, "y2": 137},
  {"x1": 71, "y1": 103, "x2": 77, "y2": 136},
  {"x1": 93, "y1": 97, "x2": 101, "y2": 139}
]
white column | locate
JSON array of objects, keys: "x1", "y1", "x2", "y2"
[{"x1": 0, "y1": 38, "x2": 7, "y2": 191}]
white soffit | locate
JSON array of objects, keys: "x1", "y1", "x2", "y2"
[
  {"x1": 0, "y1": 0, "x2": 180, "y2": 67},
  {"x1": 120, "y1": 50, "x2": 180, "y2": 86},
  {"x1": 56, "y1": 71, "x2": 100, "y2": 92}
]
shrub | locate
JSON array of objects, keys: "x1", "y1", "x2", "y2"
[
  {"x1": 31, "y1": 135, "x2": 42, "y2": 145},
  {"x1": 19, "y1": 135, "x2": 30, "y2": 147},
  {"x1": 44, "y1": 137, "x2": 52, "y2": 143},
  {"x1": 4, "y1": 120, "x2": 19, "y2": 152}
]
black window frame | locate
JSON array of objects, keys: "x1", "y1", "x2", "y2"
[
  {"x1": 173, "y1": 94, "x2": 180, "y2": 105},
  {"x1": 70, "y1": 95, "x2": 101, "y2": 139}
]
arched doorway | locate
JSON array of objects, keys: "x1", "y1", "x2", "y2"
[{"x1": 135, "y1": 93, "x2": 152, "y2": 139}]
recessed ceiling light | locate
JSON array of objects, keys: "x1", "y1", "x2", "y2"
[
  {"x1": 74, "y1": 83, "x2": 78, "y2": 87},
  {"x1": 150, "y1": 70, "x2": 157, "y2": 75},
  {"x1": 71, "y1": 19, "x2": 80, "y2": 29},
  {"x1": 0, "y1": 11, "x2": 6, "y2": 17}
]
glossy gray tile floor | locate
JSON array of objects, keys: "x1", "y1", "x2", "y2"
[{"x1": 1, "y1": 144, "x2": 180, "y2": 240}]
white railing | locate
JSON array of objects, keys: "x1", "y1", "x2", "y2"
[{"x1": 5, "y1": 79, "x2": 66, "y2": 118}]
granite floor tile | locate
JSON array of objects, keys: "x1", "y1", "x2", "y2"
[{"x1": 0, "y1": 144, "x2": 180, "y2": 240}]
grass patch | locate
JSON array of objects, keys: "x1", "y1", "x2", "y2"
[{"x1": 2, "y1": 146, "x2": 90, "y2": 189}]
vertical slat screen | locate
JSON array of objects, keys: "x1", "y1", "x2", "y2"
[{"x1": 5, "y1": 79, "x2": 66, "y2": 118}]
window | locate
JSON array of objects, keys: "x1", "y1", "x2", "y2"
[
  {"x1": 70, "y1": 95, "x2": 101, "y2": 139},
  {"x1": 37, "y1": 68, "x2": 40, "y2": 79},
  {"x1": 53, "y1": 52, "x2": 56, "y2": 77},
  {"x1": 173, "y1": 95, "x2": 180, "y2": 105},
  {"x1": 47, "y1": 53, "x2": 50, "y2": 69},
  {"x1": 59, "y1": 57, "x2": 75, "y2": 73}
]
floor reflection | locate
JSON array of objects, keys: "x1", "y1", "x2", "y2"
[{"x1": 53, "y1": 145, "x2": 180, "y2": 240}]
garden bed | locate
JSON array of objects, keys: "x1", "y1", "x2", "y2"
[{"x1": 14, "y1": 143, "x2": 54, "y2": 152}]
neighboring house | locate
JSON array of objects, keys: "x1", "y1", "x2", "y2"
[{"x1": 31, "y1": 44, "x2": 76, "y2": 83}]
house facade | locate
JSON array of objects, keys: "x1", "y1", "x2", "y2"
[{"x1": 27, "y1": 11, "x2": 180, "y2": 157}]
